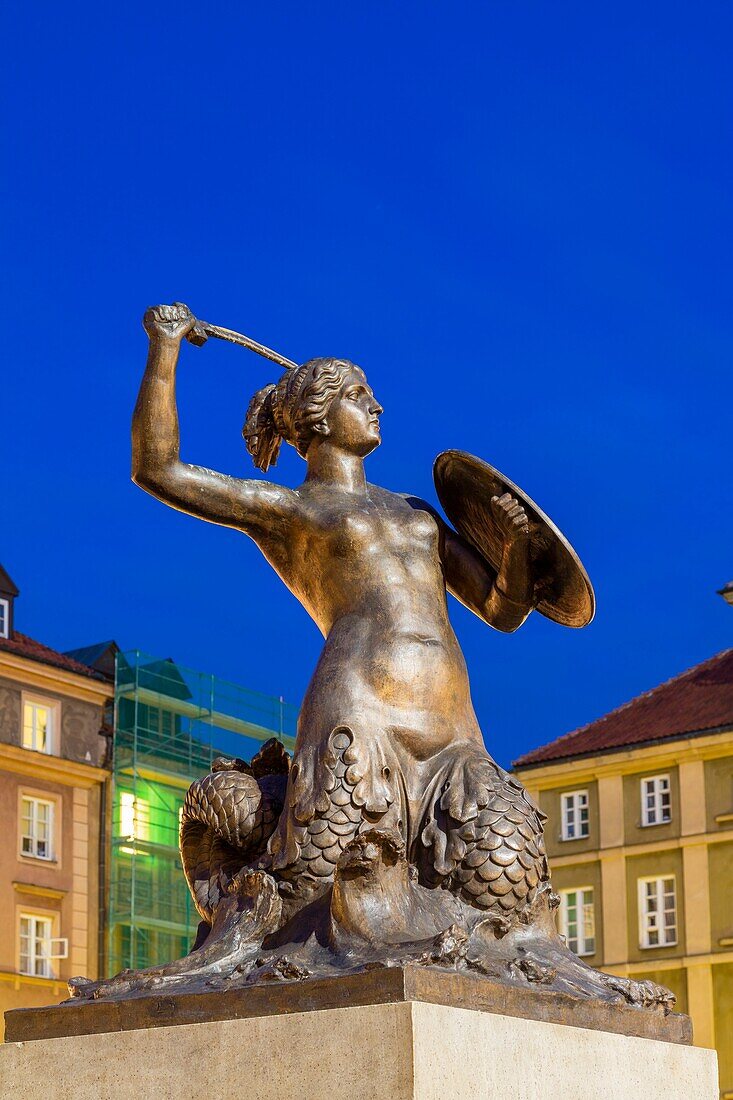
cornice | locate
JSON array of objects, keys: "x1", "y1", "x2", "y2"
[
  {"x1": 514, "y1": 729, "x2": 733, "y2": 788},
  {"x1": 0, "y1": 651, "x2": 112, "y2": 706}
]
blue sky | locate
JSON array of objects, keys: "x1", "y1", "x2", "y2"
[{"x1": 1, "y1": 4, "x2": 730, "y2": 766}]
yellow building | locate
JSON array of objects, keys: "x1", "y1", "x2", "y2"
[
  {"x1": 514, "y1": 648, "x2": 733, "y2": 1098},
  {"x1": 0, "y1": 565, "x2": 111, "y2": 1034}
]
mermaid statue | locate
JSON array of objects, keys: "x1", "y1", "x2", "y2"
[{"x1": 69, "y1": 302, "x2": 675, "y2": 1015}]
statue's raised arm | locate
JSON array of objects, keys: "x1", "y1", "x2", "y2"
[{"x1": 131, "y1": 303, "x2": 299, "y2": 542}]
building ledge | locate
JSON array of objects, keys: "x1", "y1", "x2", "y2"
[
  {"x1": 0, "y1": 743, "x2": 109, "y2": 788},
  {"x1": 13, "y1": 881, "x2": 67, "y2": 901},
  {"x1": 547, "y1": 825, "x2": 733, "y2": 868},
  {"x1": 605, "y1": 951, "x2": 733, "y2": 974},
  {"x1": 0, "y1": 969, "x2": 67, "y2": 993}
]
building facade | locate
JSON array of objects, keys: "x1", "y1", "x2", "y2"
[
  {"x1": 514, "y1": 649, "x2": 733, "y2": 1098},
  {"x1": 0, "y1": 566, "x2": 111, "y2": 1033},
  {"x1": 0, "y1": 563, "x2": 298, "y2": 1032}
]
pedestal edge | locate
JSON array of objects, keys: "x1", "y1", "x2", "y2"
[{"x1": 4, "y1": 964, "x2": 692, "y2": 1046}]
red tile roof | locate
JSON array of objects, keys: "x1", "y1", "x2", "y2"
[
  {"x1": 0, "y1": 632, "x2": 110, "y2": 682},
  {"x1": 514, "y1": 649, "x2": 733, "y2": 768}
]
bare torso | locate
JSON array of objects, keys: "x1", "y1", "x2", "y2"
[{"x1": 255, "y1": 481, "x2": 482, "y2": 762}]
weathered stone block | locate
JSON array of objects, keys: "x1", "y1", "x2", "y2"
[{"x1": 1, "y1": 1000, "x2": 718, "y2": 1100}]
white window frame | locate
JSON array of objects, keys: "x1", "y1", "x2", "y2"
[
  {"x1": 18, "y1": 912, "x2": 67, "y2": 978},
  {"x1": 21, "y1": 694, "x2": 59, "y2": 755},
  {"x1": 558, "y1": 887, "x2": 596, "y2": 956},
  {"x1": 640, "y1": 774, "x2": 672, "y2": 827},
  {"x1": 560, "y1": 789, "x2": 590, "y2": 841},
  {"x1": 20, "y1": 796, "x2": 55, "y2": 861},
  {"x1": 638, "y1": 875, "x2": 677, "y2": 948},
  {"x1": 0, "y1": 597, "x2": 9, "y2": 638}
]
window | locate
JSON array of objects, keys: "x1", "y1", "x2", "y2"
[
  {"x1": 559, "y1": 888, "x2": 595, "y2": 956},
  {"x1": 118, "y1": 791, "x2": 149, "y2": 848},
  {"x1": 639, "y1": 876, "x2": 677, "y2": 948},
  {"x1": 18, "y1": 914, "x2": 67, "y2": 978},
  {"x1": 20, "y1": 797, "x2": 55, "y2": 860},
  {"x1": 142, "y1": 705, "x2": 174, "y2": 741},
  {"x1": 561, "y1": 790, "x2": 590, "y2": 840},
  {"x1": 22, "y1": 696, "x2": 57, "y2": 754},
  {"x1": 0, "y1": 597, "x2": 8, "y2": 638},
  {"x1": 641, "y1": 775, "x2": 671, "y2": 826},
  {"x1": 119, "y1": 792, "x2": 135, "y2": 838}
]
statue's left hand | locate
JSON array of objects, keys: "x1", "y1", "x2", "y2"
[{"x1": 490, "y1": 492, "x2": 530, "y2": 543}]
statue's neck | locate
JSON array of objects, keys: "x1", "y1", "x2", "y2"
[{"x1": 305, "y1": 444, "x2": 367, "y2": 494}]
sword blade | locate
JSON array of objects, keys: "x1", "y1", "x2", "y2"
[{"x1": 190, "y1": 320, "x2": 298, "y2": 371}]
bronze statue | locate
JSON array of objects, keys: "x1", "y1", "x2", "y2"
[{"x1": 68, "y1": 303, "x2": 672, "y2": 1015}]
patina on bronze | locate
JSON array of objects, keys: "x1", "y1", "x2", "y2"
[{"x1": 17, "y1": 302, "x2": 682, "y2": 1039}]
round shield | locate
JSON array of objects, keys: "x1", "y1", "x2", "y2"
[{"x1": 433, "y1": 450, "x2": 595, "y2": 628}]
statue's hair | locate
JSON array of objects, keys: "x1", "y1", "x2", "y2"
[{"x1": 243, "y1": 358, "x2": 357, "y2": 472}]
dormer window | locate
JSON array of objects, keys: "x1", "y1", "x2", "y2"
[{"x1": 0, "y1": 562, "x2": 19, "y2": 638}]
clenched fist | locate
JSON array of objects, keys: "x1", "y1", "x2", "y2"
[
  {"x1": 490, "y1": 492, "x2": 530, "y2": 543},
  {"x1": 143, "y1": 302, "x2": 196, "y2": 344}
]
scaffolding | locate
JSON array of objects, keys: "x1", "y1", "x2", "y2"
[{"x1": 107, "y1": 650, "x2": 298, "y2": 976}]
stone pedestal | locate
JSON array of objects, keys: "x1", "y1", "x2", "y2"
[{"x1": 1, "y1": 999, "x2": 718, "y2": 1100}]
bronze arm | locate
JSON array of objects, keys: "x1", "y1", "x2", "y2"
[
  {"x1": 131, "y1": 305, "x2": 298, "y2": 539},
  {"x1": 441, "y1": 522, "x2": 533, "y2": 633}
]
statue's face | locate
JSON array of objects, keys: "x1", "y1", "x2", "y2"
[{"x1": 322, "y1": 366, "x2": 383, "y2": 456}]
